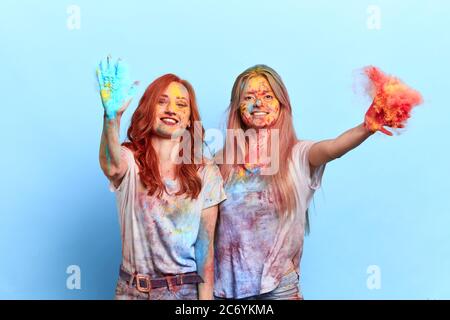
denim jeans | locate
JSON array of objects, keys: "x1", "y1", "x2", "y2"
[{"x1": 215, "y1": 269, "x2": 303, "y2": 300}]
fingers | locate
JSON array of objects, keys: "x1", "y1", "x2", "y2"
[
  {"x1": 97, "y1": 57, "x2": 109, "y2": 88},
  {"x1": 97, "y1": 55, "x2": 113, "y2": 87},
  {"x1": 99, "y1": 57, "x2": 108, "y2": 74},
  {"x1": 115, "y1": 58, "x2": 128, "y2": 77},
  {"x1": 121, "y1": 99, "x2": 132, "y2": 111},
  {"x1": 117, "y1": 98, "x2": 133, "y2": 115},
  {"x1": 99, "y1": 54, "x2": 115, "y2": 81},
  {"x1": 106, "y1": 54, "x2": 112, "y2": 71},
  {"x1": 96, "y1": 66, "x2": 104, "y2": 88},
  {"x1": 118, "y1": 81, "x2": 139, "y2": 114},
  {"x1": 127, "y1": 81, "x2": 139, "y2": 99},
  {"x1": 379, "y1": 126, "x2": 393, "y2": 136}
]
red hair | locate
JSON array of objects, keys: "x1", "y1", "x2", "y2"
[{"x1": 123, "y1": 74, "x2": 204, "y2": 199}]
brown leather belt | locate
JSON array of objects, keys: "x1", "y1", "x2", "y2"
[{"x1": 119, "y1": 267, "x2": 204, "y2": 293}]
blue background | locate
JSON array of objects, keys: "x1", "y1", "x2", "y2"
[{"x1": 1, "y1": 0, "x2": 449, "y2": 299}]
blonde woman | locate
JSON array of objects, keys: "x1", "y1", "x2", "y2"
[{"x1": 214, "y1": 65, "x2": 379, "y2": 300}]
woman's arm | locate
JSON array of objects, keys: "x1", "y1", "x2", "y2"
[
  {"x1": 308, "y1": 122, "x2": 374, "y2": 169},
  {"x1": 195, "y1": 205, "x2": 218, "y2": 300},
  {"x1": 99, "y1": 112, "x2": 129, "y2": 187},
  {"x1": 96, "y1": 56, "x2": 137, "y2": 186}
]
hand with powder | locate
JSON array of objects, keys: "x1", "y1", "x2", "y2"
[
  {"x1": 96, "y1": 55, "x2": 139, "y2": 119},
  {"x1": 363, "y1": 66, "x2": 422, "y2": 136},
  {"x1": 364, "y1": 98, "x2": 398, "y2": 136}
]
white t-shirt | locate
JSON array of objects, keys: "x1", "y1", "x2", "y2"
[
  {"x1": 214, "y1": 140, "x2": 326, "y2": 298},
  {"x1": 110, "y1": 146, "x2": 227, "y2": 276}
]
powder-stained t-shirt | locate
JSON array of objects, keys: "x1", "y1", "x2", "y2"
[
  {"x1": 214, "y1": 140, "x2": 326, "y2": 299},
  {"x1": 110, "y1": 146, "x2": 227, "y2": 277}
]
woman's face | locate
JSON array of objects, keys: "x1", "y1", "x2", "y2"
[
  {"x1": 153, "y1": 82, "x2": 191, "y2": 138},
  {"x1": 239, "y1": 75, "x2": 281, "y2": 129}
]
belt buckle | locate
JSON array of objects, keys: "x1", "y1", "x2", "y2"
[{"x1": 135, "y1": 274, "x2": 151, "y2": 293}]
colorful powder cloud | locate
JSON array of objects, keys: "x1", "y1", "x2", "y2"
[{"x1": 362, "y1": 66, "x2": 423, "y2": 136}]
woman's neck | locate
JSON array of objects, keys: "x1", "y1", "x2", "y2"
[
  {"x1": 151, "y1": 135, "x2": 181, "y2": 179},
  {"x1": 245, "y1": 128, "x2": 271, "y2": 165}
]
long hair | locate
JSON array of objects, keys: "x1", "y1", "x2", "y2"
[
  {"x1": 123, "y1": 74, "x2": 203, "y2": 199},
  {"x1": 221, "y1": 65, "x2": 309, "y2": 229}
]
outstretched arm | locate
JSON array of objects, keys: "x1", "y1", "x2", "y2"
[
  {"x1": 308, "y1": 122, "x2": 374, "y2": 169},
  {"x1": 96, "y1": 55, "x2": 138, "y2": 187},
  {"x1": 308, "y1": 66, "x2": 422, "y2": 175}
]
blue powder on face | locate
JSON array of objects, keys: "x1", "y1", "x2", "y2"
[{"x1": 247, "y1": 102, "x2": 254, "y2": 114}]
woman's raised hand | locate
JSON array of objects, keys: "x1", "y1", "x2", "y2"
[{"x1": 96, "y1": 55, "x2": 139, "y2": 119}]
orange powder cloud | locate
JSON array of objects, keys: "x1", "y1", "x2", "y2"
[{"x1": 363, "y1": 66, "x2": 423, "y2": 136}]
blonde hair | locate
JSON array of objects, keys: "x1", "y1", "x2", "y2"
[{"x1": 220, "y1": 65, "x2": 304, "y2": 222}]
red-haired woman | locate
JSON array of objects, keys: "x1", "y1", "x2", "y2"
[
  {"x1": 214, "y1": 65, "x2": 381, "y2": 300},
  {"x1": 97, "y1": 56, "x2": 226, "y2": 300}
]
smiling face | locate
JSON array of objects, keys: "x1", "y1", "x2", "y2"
[
  {"x1": 152, "y1": 82, "x2": 191, "y2": 138},
  {"x1": 239, "y1": 75, "x2": 281, "y2": 129}
]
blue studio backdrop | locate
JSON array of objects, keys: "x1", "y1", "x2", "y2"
[{"x1": 1, "y1": 0, "x2": 449, "y2": 299}]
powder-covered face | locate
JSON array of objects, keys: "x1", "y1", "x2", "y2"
[
  {"x1": 153, "y1": 82, "x2": 191, "y2": 138},
  {"x1": 239, "y1": 75, "x2": 281, "y2": 129}
]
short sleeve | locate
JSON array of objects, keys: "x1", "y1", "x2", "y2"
[
  {"x1": 108, "y1": 146, "x2": 136, "y2": 193},
  {"x1": 293, "y1": 140, "x2": 326, "y2": 190},
  {"x1": 199, "y1": 164, "x2": 227, "y2": 210}
]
